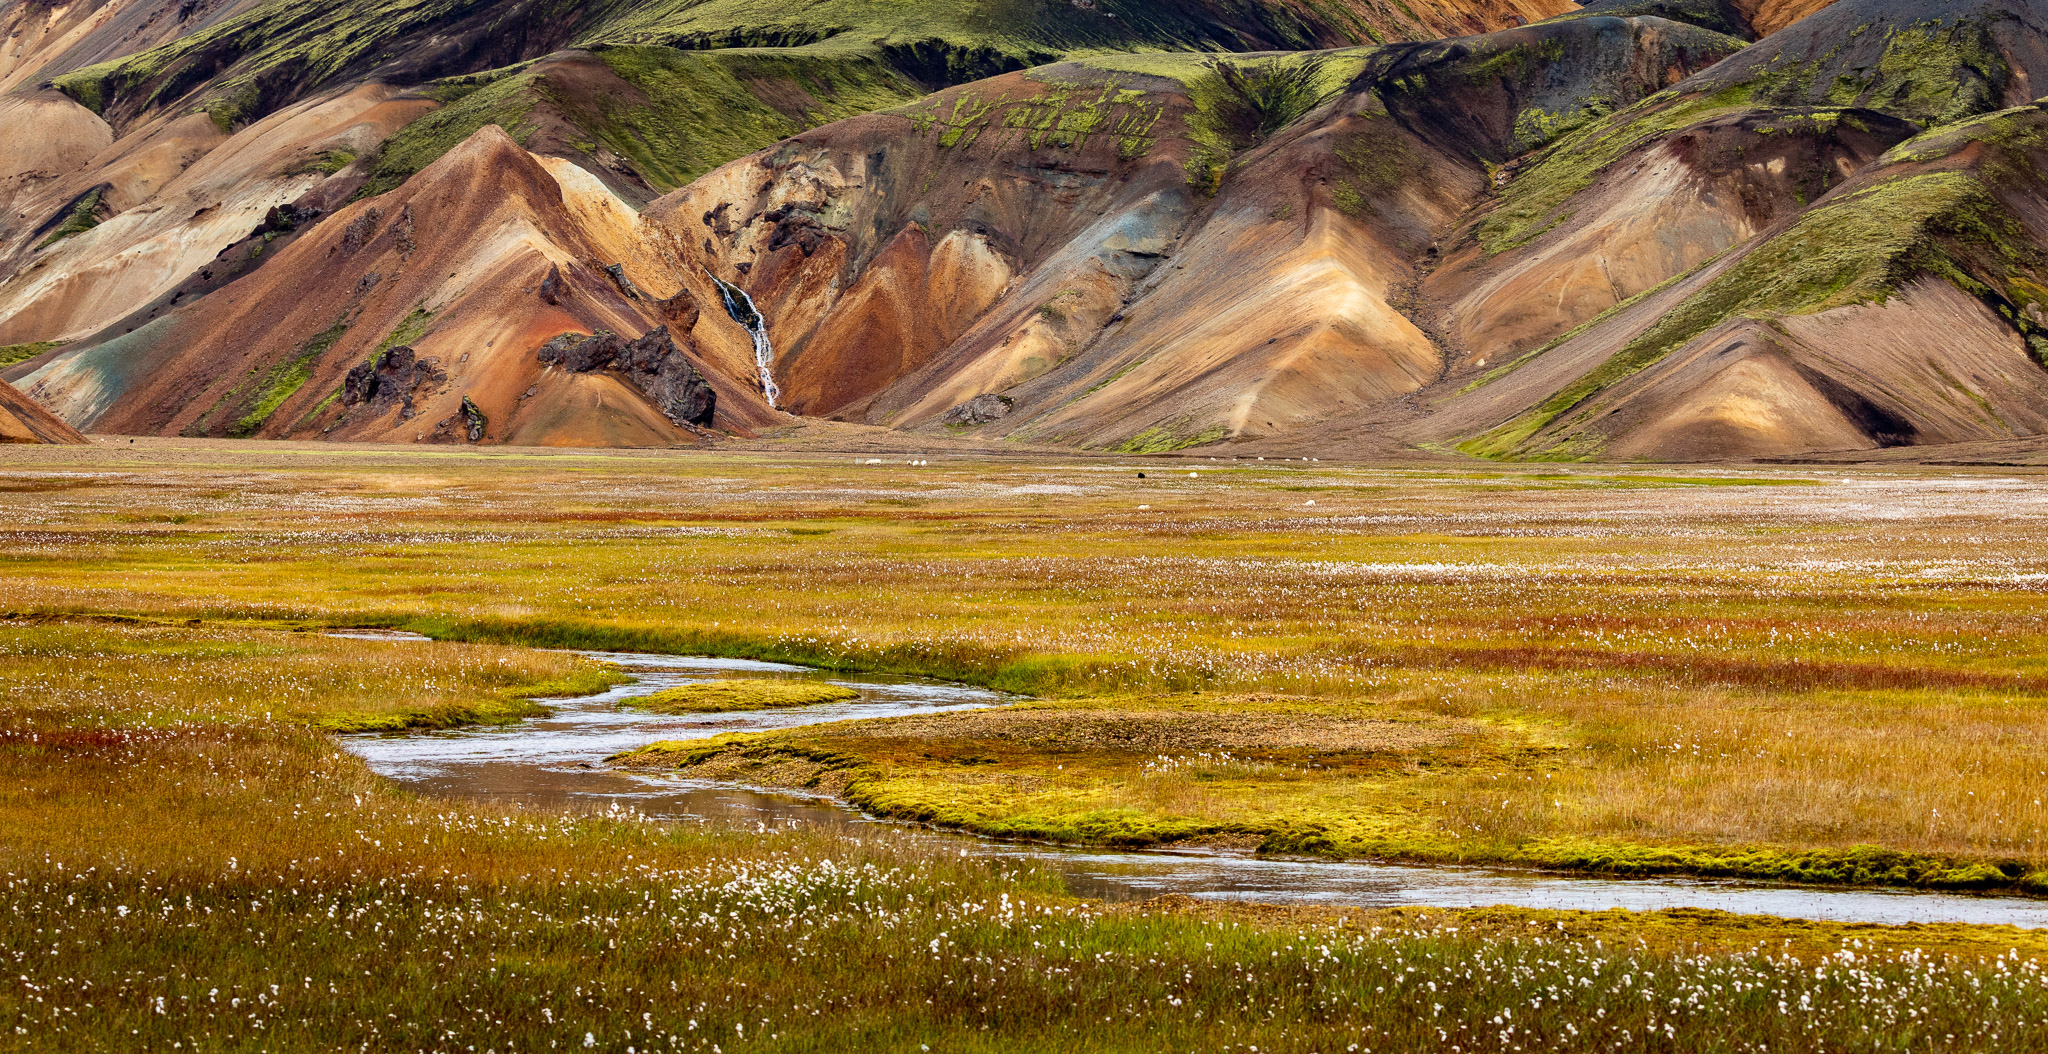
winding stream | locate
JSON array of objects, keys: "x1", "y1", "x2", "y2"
[{"x1": 336, "y1": 633, "x2": 2048, "y2": 928}]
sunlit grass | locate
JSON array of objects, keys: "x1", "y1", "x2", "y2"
[
  {"x1": 3, "y1": 445, "x2": 2048, "y2": 1046},
  {"x1": 2, "y1": 449, "x2": 2047, "y2": 883},
  {"x1": 0, "y1": 624, "x2": 2044, "y2": 1052},
  {"x1": 630, "y1": 677, "x2": 861, "y2": 712}
]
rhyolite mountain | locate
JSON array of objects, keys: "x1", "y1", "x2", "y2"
[{"x1": 9, "y1": 0, "x2": 2048, "y2": 460}]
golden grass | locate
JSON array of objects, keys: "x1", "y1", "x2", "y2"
[
  {"x1": 0, "y1": 478, "x2": 2045, "y2": 1047},
  {"x1": 2, "y1": 443, "x2": 2047, "y2": 884},
  {"x1": 630, "y1": 677, "x2": 861, "y2": 712}
]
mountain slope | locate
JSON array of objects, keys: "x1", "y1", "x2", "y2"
[
  {"x1": 631, "y1": 14, "x2": 1743, "y2": 450},
  {"x1": 14, "y1": 124, "x2": 772, "y2": 443},
  {"x1": 1403, "y1": 0, "x2": 2048, "y2": 460},
  {"x1": 0, "y1": 378, "x2": 86, "y2": 443},
  {"x1": 11, "y1": 0, "x2": 2048, "y2": 462}
]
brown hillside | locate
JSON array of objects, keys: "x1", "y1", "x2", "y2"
[
  {"x1": 17, "y1": 125, "x2": 774, "y2": 444},
  {"x1": 0, "y1": 379, "x2": 84, "y2": 444}
]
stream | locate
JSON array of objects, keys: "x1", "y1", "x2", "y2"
[{"x1": 334, "y1": 632, "x2": 2048, "y2": 928}]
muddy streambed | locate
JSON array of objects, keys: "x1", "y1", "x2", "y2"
[{"x1": 333, "y1": 632, "x2": 2048, "y2": 928}]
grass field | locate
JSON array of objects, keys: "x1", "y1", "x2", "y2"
[{"x1": 2, "y1": 439, "x2": 2048, "y2": 1048}]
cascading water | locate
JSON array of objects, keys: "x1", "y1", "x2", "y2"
[{"x1": 708, "y1": 271, "x2": 780, "y2": 409}]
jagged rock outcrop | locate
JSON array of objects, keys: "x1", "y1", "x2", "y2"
[
  {"x1": 342, "y1": 345, "x2": 444, "y2": 419},
  {"x1": 943, "y1": 394, "x2": 1013, "y2": 426},
  {"x1": 459, "y1": 395, "x2": 486, "y2": 441},
  {"x1": 538, "y1": 325, "x2": 716, "y2": 427}
]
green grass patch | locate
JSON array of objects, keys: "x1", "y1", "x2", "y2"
[
  {"x1": 376, "y1": 306, "x2": 433, "y2": 353},
  {"x1": 312, "y1": 697, "x2": 550, "y2": 733},
  {"x1": 1113, "y1": 424, "x2": 1228, "y2": 454},
  {"x1": 0, "y1": 341, "x2": 65, "y2": 368},
  {"x1": 38, "y1": 187, "x2": 106, "y2": 249},
  {"x1": 228, "y1": 316, "x2": 350, "y2": 438},
  {"x1": 628, "y1": 678, "x2": 860, "y2": 713}
]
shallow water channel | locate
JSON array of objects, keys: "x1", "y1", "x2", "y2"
[{"x1": 334, "y1": 632, "x2": 2048, "y2": 928}]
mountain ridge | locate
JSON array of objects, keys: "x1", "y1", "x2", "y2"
[{"x1": 10, "y1": 0, "x2": 2048, "y2": 461}]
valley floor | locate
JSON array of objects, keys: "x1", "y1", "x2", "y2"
[{"x1": 3, "y1": 438, "x2": 2048, "y2": 1049}]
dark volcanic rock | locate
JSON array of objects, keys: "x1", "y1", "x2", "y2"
[
  {"x1": 537, "y1": 330, "x2": 627, "y2": 371},
  {"x1": 943, "y1": 393, "x2": 1013, "y2": 425},
  {"x1": 537, "y1": 326, "x2": 716, "y2": 427},
  {"x1": 342, "y1": 345, "x2": 445, "y2": 416},
  {"x1": 539, "y1": 263, "x2": 565, "y2": 305},
  {"x1": 625, "y1": 326, "x2": 717, "y2": 427},
  {"x1": 603, "y1": 263, "x2": 644, "y2": 299},
  {"x1": 460, "y1": 395, "x2": 487, "y2": 441}
]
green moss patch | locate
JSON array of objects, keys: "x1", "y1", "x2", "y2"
[
  {"x1": 38, "y1": 187, "x2": 107, "y2": 249},
  {"x1": 1465, "y1": 168, "x2": 2029, "y2": 459},
  {"x1": 355, "y1": 69, "x2": 545, "y2": 200},
  {"x1": 1477, "y1": 87, "x2": 1758, "y2": 254},
  {"x1": 628, "y1": 678, "x2": 861, "y2": 713},
  {"x1": 313, "y1": 697, "x2": 550, "y2": 733},
  {"x1": 0, "y1": 341, "x2": 65, "y2": 368}
]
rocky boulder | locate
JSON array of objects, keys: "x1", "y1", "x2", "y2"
[
  {"x1": 536, "y1": 326, "x2": 716, "y2": 428},
  {"x1": 943, "y1": 394, "x2": 1013, "y2": 426},
  {"x1": 341, "y1": 345, "x2": 445, "y2": 419}
]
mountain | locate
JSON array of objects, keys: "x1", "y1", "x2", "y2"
[
  {"x1": 0, "y1": 377, "x2": 84, "y2": 443},
  {"x1": 7, "y1": 0, "x2": 2048, "y2": 461}
]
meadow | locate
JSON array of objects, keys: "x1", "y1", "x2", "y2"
[{"x1": 2, "y1": 439, "x2": 2048, "y2": 1048}]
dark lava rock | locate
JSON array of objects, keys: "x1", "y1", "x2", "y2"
[
  {"x1": 763, "y1": 203, "x2": 829, "y2": 256},
  {"x1": 537, "y1": 330, "x2": 627, "y2": 372},
  {"x1": 257, "y1": 203, "x2": 310, "y2": 235},
  {"x1": 623, "y1": 325, "x2": 716, "y2": 427},
  {"x1": 943, "y1": 393, "x2": 1013, "y2": 426},
  {"x1": 603, "y1": 263, "x2": 643, "y2": 300},
  {"x1": 536, "y1": 326, "x2": 715, "y2": 428},
  {"x1": 460, "y1": 395, "x2": 487, "y2": 442},
  {"x1": 342, "y1": 345, "x2": 444, "y2": 414},
  {"x1": 539, "y1": 263, "x2": 565, "y2": 305}
]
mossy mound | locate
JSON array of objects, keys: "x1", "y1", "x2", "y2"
[
  {"x1": 1672, "y1": 0, "x2": 2046, "y2": 129},
  {"x1": 627, "y1": 678, "x2": 862, "y2": 713},
  {"x1": 314, "y1": 698, "x2": 550, "y2": 733},
  {"x1": 311, "y1": 663, "x2": 624, "y2": 732}
]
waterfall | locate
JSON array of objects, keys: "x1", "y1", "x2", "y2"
[{"x1": 708, "y1": 271, "x2": 780, "y2": 409}]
